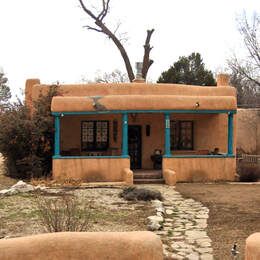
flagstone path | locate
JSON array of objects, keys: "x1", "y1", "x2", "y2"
[{"x1": 145, "y1": 185, "x2": 213, "y2": 260}]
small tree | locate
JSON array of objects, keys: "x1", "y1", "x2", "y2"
[
  {"x1": 94, "y1": 69, "x2": 129, "y2": 83},
  {"x1": 157, "y1": 52, "x2": 216, "y2": 86},
  {"x1": 0, "y1": 86, "x2": 58, "y2": 178}
]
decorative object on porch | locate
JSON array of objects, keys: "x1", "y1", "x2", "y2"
[
  {"x1": 151, "y1": 149, "x2": 163, "y2": 170},
  {"x1": 130, "y1": 113, "x2": 138, "y2": 122}
]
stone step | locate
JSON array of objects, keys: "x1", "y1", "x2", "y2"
[
  {"x1": 134, "y1": 173, "x2": 163, "y2": 179},
  {"x1": 134, "y1": 178, "x2": 165, "y2": 184}
]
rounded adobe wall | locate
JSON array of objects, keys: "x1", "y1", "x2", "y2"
[
  {"x1": 51, "y1": 95, "x2": 236, "y2": 112},
  {"x1": 0, "y1": 232, "x2": 163, "y2": 260},
  {"x1": 245, "y1": 233, "x2": 260, "y2": 260}
]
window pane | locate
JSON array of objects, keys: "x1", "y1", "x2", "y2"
[
  {"x1": 82, "y1": 121, "x2": 109, "y2": 151},
  {"x1": 170, "y1": 120, "x2": 193, "y2": 150}
]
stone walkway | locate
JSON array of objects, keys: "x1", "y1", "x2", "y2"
[{"x1": 146, "y1": 185, "x2": 213, "y2": 260}]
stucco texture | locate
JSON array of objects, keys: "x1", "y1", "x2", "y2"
[
  {"x1": 237, "y1": 109, "x2": 260, "y2": 154},
  {"x1": 0, "y1": 232, "x2": 163, "y2": 260},
  {"x1": 53, "y1": 158, "x2": 130, "y2": 182},
  {"x1": 245, "y1": 233, "x2": 260, "y2": 260},
  {"x1": 163, "y1": 157, "x2": 236, "y2": 182},
  {"x1": 51, "y1": 95, "x2": 236, "y2": 112}
]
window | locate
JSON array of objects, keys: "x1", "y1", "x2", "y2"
[
  {"x1": 81, "y1": 121, "x2": 109, "y2": 151},
  {"x1": 170, "y1": 121, "x2": 193, "y2": 150}
]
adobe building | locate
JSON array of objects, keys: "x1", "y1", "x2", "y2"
[{"x1": 25, "y1": 74, "x2": 237, "y2": 184}]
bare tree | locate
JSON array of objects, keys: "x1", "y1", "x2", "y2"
[
  {"x1": 228, "y1": 12, "x2": 260, "y2": 87},
  {"x1": 94, "y1": 69, "x2": 129, "y2": 83},
  {"x1": 78, "y1": 0, "x2": 154, "y2": 82},
  {"x1": 228, "y1": 12, "x2": 260, "y2": 107}
]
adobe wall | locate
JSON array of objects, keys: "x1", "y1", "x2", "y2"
[
  {"x1": 53, "y1": 158, "x2": 130, "y2": 182},
  {"x1": 25, "y1": 78, "x2": 237, "y2": 112},
  {"x1": 0, "y1": 232, "x2": 163, "y2": 260},
  {"x1": 60, "y1": 113, "x2": 233, "y2": 169},
  {"x1": 245, "y1": 233, "x2": 260, "y2": 260},
  {"x1": 163, "y1": 157, "x2": 236, "y2": 182},
  {"x1": 237, "y1": 109, "x2": 260, "y2": 154}
]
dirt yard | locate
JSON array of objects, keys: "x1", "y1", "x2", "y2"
[
  {"x1": 0, "y1": 187, "x2": 154, "y2": 238},
  {"x1": 176, "y1": 183, "x2": 260, "y2": 260}
]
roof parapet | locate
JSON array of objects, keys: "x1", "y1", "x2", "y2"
[{"x1": 217, "y1": 74, "x2": 230, "y2": 87}]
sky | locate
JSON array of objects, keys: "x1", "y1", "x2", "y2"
[{"x1": 0, "y1": 0, "x2": 259, "y2": 97}]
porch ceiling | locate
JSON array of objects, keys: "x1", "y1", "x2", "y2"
[{"x1": 51, "y1": 95, "x2": 236, "y2": 112}]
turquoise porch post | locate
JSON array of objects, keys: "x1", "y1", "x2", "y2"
[
  {"x1": 54, "y1": 115, "x2": 60, "y2": 157},
  {"x1": 227, "y1": 112, "x2": 234, "y2": 155},
  {"x1": 164, "y1": 113, "x2": 171, "y2": 156},
  {"x1": 122, "y1": 113, "x2": 128, "y2": 156}
]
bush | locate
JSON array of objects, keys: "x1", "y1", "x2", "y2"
[
  {"x1": 35, "y1": 194, "x2": 90, "y2": 232},
  {"x1": 119, "y1": 186, "x2": 163, "y2": 201},
  {"x1": 238, "y1": 164, "x2": 260, "y2": 182},
  {"x1": 0, "y1": 86, "x2": 58, "y2": 178}
]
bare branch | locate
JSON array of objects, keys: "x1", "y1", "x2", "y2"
[
  {"x1": 142, "y1": 29, "x2": 155, "y2": 79},
  {"x1": 78, "y1": 0, "x2": 97, "y2": 20},
  {"x1": 83, "y1": 25, "x2": 103, "y2": 33}
]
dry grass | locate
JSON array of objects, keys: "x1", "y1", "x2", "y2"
[
  {"x1": 35, "y1": 194, "x2": 91, "y2": 232},
  {"x1": 0, "y1": 187, "x2": 154, "y2": 238},
  {"x1": 30, "y1": 177, "x2": 83, "y2": 188}
]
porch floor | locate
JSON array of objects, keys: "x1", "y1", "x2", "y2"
[{"x1": 133, "y1": 169, "x2": 165, "y2": 184}]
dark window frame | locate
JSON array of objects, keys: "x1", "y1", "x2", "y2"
[
  {"x1": 170, "y1": 120, "x2": 194, "y2": 150},
  {"x1": 81, "y1": 120, "x2": 109, "y2": 151}
]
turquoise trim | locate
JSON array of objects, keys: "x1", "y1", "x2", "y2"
[
  {"x1": 52, "y1": 109, "x2": 236, "y2": 116},
  {"x1": 164, "y1": 113, "x2": 171, "y2": 156},
  {"x1": 163, "y1": 154, "x2": 235, "y2": 158},
  {"x1": 122, "y1": 113, "x2": 128, "y2": 156},
  {"x1": 228, "y1": 113, "x2": 234, "y2": 155},
  {"x1": 53, "y1": 155, "x2": 130, "y2": 159},
  {"x1": 54, "y1": 116, "x2": 60, "y2": 156}
]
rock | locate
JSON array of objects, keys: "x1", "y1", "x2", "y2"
[
  {"x1": 166, "y1": 209, "x2": 174, "y2": 215},
  {"x1": 147, "y1": 221, "x2": 161, "y2": 231},
  {"x1": 0, "y1": 180, "x2": 47, "y2": 196},
  {"x1": 170, "y1": 253, "x2": 184, "y2": 259},
  {"x1": 11, "y1": 180, "x2": 34, "y2": 192},
  {"x1": 148, "y1": 215, "x2": 163, "y2": 223},
  {"x1": 186, "y1": 252, "x2": 199, "y2": 260},
  {"x1": 199, "y1": 241, "x2": 211, "y2": 247},
  {"x1": 0, "y1": 188, "x2": 18, "y2": 196},
  {"x1": 35, "y1": 185, "x2": 47, "y2": 191},
  {"x1": 185, "y1": 231, "x2": 208, "y2": 239},
  {"x1": 195, "y1": 247, "x2": 213, "y2": 254},
  {"x1": 200, "y1": 253, "x2": 214, "y2": 260}
]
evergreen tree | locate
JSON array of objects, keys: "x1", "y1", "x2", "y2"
[
  {"x1": 158, "y1": 52, "x2": 216, "y2": 86},
  {"x1": 0, "y1": 69, "x2": 11, "y2": 109}
]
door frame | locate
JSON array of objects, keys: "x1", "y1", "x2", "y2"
[{"x1": 128, "y1": 125, "x2": 142, "y2": 169}]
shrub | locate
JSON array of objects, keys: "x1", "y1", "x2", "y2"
[
  {"x1": 238, "y1": 164, "x2": 260, "y2": 182},
  {"x1": 35, "y1": 194, "x2": 90, "y2": 232},
  {"x1": 0, "y1": 86, "x2": 58, "y2": 178},
  {"x1": 119, "y1": 186, "x2": 163, "y2": 201}
]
